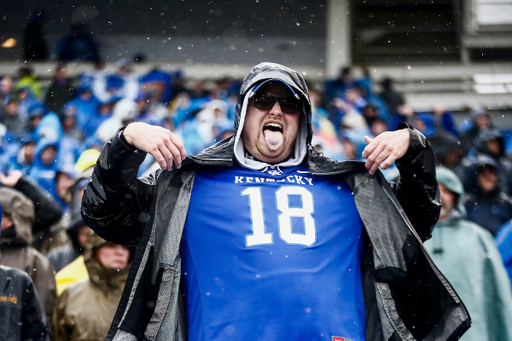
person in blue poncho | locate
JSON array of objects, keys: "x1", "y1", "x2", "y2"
[
  {"x1": 496, "y1": 220, "x2": 512, "y2": 295},
  {"x1": 27, "y1": 137, "x2": 59, "y2": 195}
]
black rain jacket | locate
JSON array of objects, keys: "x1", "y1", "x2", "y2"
[{"x1": 82, "y1": 62, "x2": 470, "y2": 341}]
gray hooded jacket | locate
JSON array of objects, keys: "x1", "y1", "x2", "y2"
[{"x1": 82, "y1": 62, "x2": 470, "y2": 341}]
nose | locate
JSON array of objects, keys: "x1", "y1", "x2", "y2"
[{"x1": 269, "y1": 101, "x2": 283, "y2": 116}]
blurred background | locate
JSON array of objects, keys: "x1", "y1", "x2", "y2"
[{"x1": 0, "y1": 0, "x2": 511, "y2": 113}]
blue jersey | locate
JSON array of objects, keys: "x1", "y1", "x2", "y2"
[{"x1": 181, "y1": 164, "x2": 365, "y2": 340}]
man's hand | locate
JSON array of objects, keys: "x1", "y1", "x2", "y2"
[
  {"x1": 0, "y1": 170, "x2": 22, "y2": 187},
  {"x1": 362, "y1": 130, "x2": 410, "y2": 175},
  {"x1": 123, "y1": 122, "x2": 186, "y2": 170}
]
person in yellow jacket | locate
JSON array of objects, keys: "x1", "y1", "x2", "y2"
[{"x1": 53, "y1": 231, "x2": 131, "y2": 341}]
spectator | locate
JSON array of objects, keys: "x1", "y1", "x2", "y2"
[
  {"x1": 458, "y1": 129, "x2": 512, "y2": 195},
  {"x1": 95, "y1": 98, "x2": 138, "y2": 143},
  {"x1": 0, "y1": 75, "x2": 14, "y2": 106},
  {"x1": 58, "y1": 22, "x2": 100, "y2": 62},
  {"x1": 0, "y1": 170, "x2": 63, "y2": 249},
  {"x1": 44, "y1": 64, "x2": 76, "y2": 115},
  {"x1": 464, "y1": 156, "x2": 512, "y2": 236},
  {"x1": 378, "y1": 77, "x2": 405, "y2": 118},
  {"x1": 0, "y1": 186, "x2": 57, "y2": 322},
  {"x1": 106, "y1": 58, "x2": 140, "y2": 100},
  {"x1": 429, "y1": 132, "x2": 465, "y2": 171},
  {"x1": 27, "y1": 137, "x2": 59, "y2": 194},
  {"x1": 16, "y1": 86, "x2": 40, "y2": 124},
  {"x1": 14, "y1": 67, "x2": 42, "y2": 99},
  {"x1": 48, "y1": 214, "x2": 90, "y2": 273},
  {"x1": 425, "y1": 166, "x2": 512, "y2": 340},
  {"x1": 2, "y1": 98, "x2": 24, "y2": 138},
  {"x1": 64, "y1": 86, "x2": 101, "y2": 138},
  {"x1": 496, "y1": 220, "x2": 512, "y2": 294},
  {"x1": 81, "y1": 62, "x2": 469, "y2": 340},
  {"x1": 324, "y1": 66, "x2": 354, "y2": 103},
  {"x1": 0, "y1": 202, "x2": 49, "y2": 341},
  {"x1": 9, "y1": 137, "x2": 37, "y2": 173},
  {"x1": 53, "y1": 232, "x2": 130, "y2": 341},
  {"x1": 140, "y1": 66, "x2": 174, "y2": 104},
  {"x1": 460, "y1": 108, "x2": 494, "y2": 153},
  {"x1": 23, "y1": 9, "x2": 48, "y2": 61}
]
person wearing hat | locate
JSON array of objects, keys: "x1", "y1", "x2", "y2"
[
  {"x1": 0, "y1": 202, "x2": 49, "y2": 341},
  {"x1": 53, "y1": 231, "x2": 131, "y2": 341},
  {"x1": 0, "y1": 186, "x2": 57, "y2": 324},
  {"x1": 425, "y1": 166, "x2": 512, "y2": 340},
  {"x1": 48, "y1": 213, "x2": 90, "y2": 273},
  {"x1": 463, "y1": 155, "x2": 512, "y2": 236},
  {"x1": 82, "y1": 62, "x2": 470, "y2": 340}
]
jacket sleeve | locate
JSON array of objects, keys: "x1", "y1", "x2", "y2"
[
  {"x1": 14, "y1": 176, "x2": 63, "y2": 236},
  {"x1": 394, "y1": 122, "x2": 441, "y2": 242},
  {"x1": 81, "y1": 128, "x2": 156, "y2": 246},
  {"x1": 22, "y1": 275, "x2": 50, "y2": 341}
]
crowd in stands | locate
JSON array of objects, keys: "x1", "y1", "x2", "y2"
[{"x1": 1, "y1": 59, "x2": 512, "y2": 340}]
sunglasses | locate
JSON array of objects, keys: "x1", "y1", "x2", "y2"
[{"x1": 252, "y1": 94, "x2": 302, "y2": 115}]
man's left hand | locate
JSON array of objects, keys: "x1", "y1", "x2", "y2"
[{"x1": 362, "y1": 130, "x2": 410, "y2": 175}]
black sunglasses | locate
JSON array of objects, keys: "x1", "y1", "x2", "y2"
[{"x1": 252, "y1": 94, "x2": 302, "y2": 115}]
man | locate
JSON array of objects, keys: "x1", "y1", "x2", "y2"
[
  {"x1": 425, "y1": 167, "x2": 512, "y2": 340},
  {"x1": 0, "y1": 203, "x2": 49, "y2": 341},
  {"x1": 464, "y1": 155, "x2": 512, "y2": 236},
  {"x1": 53, "y1": 231, "x2": 131, "y2": 341},
  {"x1": 82, "y1": 62, "x2": 470, "y2": 340},
  {"x1": 0, "y1": 186, "x2": 57, "y2": 323}
]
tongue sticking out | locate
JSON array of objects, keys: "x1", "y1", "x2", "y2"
[{"x1": 264, "y1": 129, "x2": 284, "y2": 151}]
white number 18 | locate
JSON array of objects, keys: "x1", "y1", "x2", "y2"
[{"x1": 242, "y1": 186, "x2": 316, "y2": 247}]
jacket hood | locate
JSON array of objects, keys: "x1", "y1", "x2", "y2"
[
  {"x1": 475, "y1": 128, "x2": 504, "y2": 157},
  {"x1": 232, "y1": 62, "x2": 313, "y2": 169},
  {"x1": 0, "y1": 188, "x2": 34, "y2": 246},
  {"x1": 83, "y1": 231, "x2": 130, "y2": 293},
  {"x1": 436, "y1": 166, "x2": 467, "y2": 218},
  {"x1": 31, "y1": 137, "x2": 59, "y2": 171}
]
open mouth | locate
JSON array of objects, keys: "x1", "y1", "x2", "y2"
[{"x1": 263, "y1": 123, "x2": 283, "y2": 133}]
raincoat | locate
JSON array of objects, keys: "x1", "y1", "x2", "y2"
[
  {"x1": 53, "y1": 233, "x2": 130, "y2": 341},
  {"x1": 82, "y1": 62, "x2": 470, "y2": 341},
  {"x1": 424, "y1": 166, "x2": 512, "y2": 340},
  {"x1": 0, "y1": 187, "x2": 57, "y2": 322}
]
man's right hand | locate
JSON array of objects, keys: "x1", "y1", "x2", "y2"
[{"x1": 123, "y1": 122, "x2": 186, "y2": 170}]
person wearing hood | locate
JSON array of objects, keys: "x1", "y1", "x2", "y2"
[
  {"x1": 27, "y1": 137, "x2": 60, "y2": 195},
  {"x1": 53, "y1": 231, "x2": 131, "y2": 341},
  {"x1": 95, "y1": 97, "x2": 139, "y2": 143},
  {"x1": 463, "y1": 156, "x2": 512, "y2": 236},
  {"x1": 424, "y1": 166, "x2": 512, "y2": 340},
  {"x1": 82, "y1": 62, "x2": 469, "y2": 340},
  {"x1": 48, "y1": 214, "x2": 90, "y2": 273},
  {"x1": 0, "y1": 186, "x2": 57, "y2": 323},
  {"x1": 462, "y1": 128, "x2": 512, "y2": 195},
  {"x1": 0, "y1": 202, "x2": 50, "y2": 341},
  {"x1": 0, "y1": 169, "x2": 63, "y2": 249},
  {"x1": 64, "y1": 86, "x2": 101, "y2": 138},
  {"x1": 496, "y1": 219, "x2": 512, "y2": 294}
]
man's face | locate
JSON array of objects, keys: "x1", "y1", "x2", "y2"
[
  {"x1": 242, "y1": 82, "x2": 301, "y2": 164},
  {"x1": 439, "y1": 184, "x2": 456, "y2": 221},
  {"x1": 95, "y1": 242, "x2": 130, "y2": 270},
  {"x1": 486, "y1": 139, "x2": 501, "y2": 157},
  {"x1": 1, "y1": 77, "x2": 13, "y2": 94},
  {"x1": 56, "y1": 173, "x2": 74, "y2": 199},
  {"x1": 477, "y1": 167, "x2": 498, "y2": 193},
  {"x1": 40, "y1": 145, "x2": 57, "y2": 166}
]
